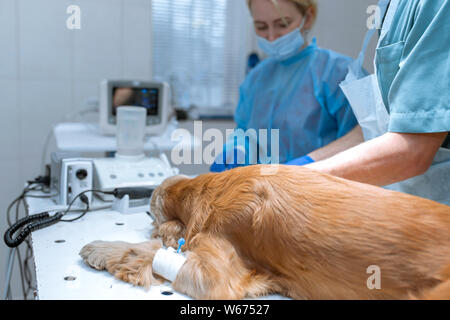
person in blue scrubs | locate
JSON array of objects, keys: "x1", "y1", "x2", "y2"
[
  {"x1": 293, "y1": 0, "x2": 450, "y2": 205},
  {"x1": 210, "y1": 0, "x2": 358, "y2": 172}
]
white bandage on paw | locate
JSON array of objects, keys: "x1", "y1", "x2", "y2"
[{"x1": 152, "y1": 247, "x2": 187, "y2": 282}]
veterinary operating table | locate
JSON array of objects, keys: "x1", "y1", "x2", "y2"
[
  {"x1": 25, "y1": 192, "x2": 288, "y2": 300},
  {"x1": 25, "y1": 193, "x2": 189, "y2": 300}
]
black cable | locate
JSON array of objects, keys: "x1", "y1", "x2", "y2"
[
  {"x1": 24, "y1": 238, "x2": 35, "y2": 297},
  {"x1": 15, "y1": 197, "x2": 26, "y2": 299},
  {"x1": 6, "y1": 183, "x2": 43, "y2": 227},
  {"x1": 21, "y1": 238, "x2": 33, "y2": 298},
  {"x1": 15, "y1": 241, "x2": 26, "y2": 299},
  {"x1": 4, "y1": 185, "x2": 150, "y2": 299},
  {"x1": 4, "y1": 180, "x2": 49, "y2": 299},
  {"x1": 4, "y1": 177, "x2": 54, "y2": 299},
  {"x1": 23, "y1": 194, "x2": 56, "y2": 199},
  {"x1": 7, "y1": 195, "x2": 24, "y2": 227},
  {"x1": 60, "y1": 190, "x2": 110, "y2": 222},
  {"x1": 21, "y1": 197, "x2": 35, "y2": 298},
  {"x1": 27, "y1": 175, "x2": 50, "y2": 187},
  {"x1": 19, "y1": 193, "x2": 33, "y2": 298},
  {"x1": 60, "y1": 193, "x2": 91, "y2": 222},
  {"x1": 5, "y1": 192, "x2": 26, "y2": 299},
  {"x1": 17, "y1": 189, "x2": 109, "y2": 297}
]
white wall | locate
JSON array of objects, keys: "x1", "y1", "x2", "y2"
[
  {"x1": 0, "y1": 0, "x2": 153, "y2": 299},
  {"x1": 312, "y1": 0, "x2": 379, "y2": 73},
  {"x1": 0, "y1": 0, "x2": 379, "y2": 299}
]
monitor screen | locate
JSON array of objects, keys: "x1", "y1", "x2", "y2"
[{"x1": 112, "y1": 87, "x2": 159, "y2": 116}]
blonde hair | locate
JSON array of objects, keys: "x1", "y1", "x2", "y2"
[{"x1": 247, "y1": 0, "x2": 318, "y2": 26}]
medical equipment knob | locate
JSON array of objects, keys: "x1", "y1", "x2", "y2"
[{"x1": 76, "y1": 169, "x2": 88, "y2": 180}]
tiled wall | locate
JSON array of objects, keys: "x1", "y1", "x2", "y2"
[{"x1": 0, "y1": 0, "x2": 153, "y2": 299}]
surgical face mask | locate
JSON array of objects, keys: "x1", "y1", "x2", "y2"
[{"x1": 257, "y1": 18, "x2": 307, "y2": 61}]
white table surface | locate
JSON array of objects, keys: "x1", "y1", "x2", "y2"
[
  {"x1": 26, "y1": 195, "x2": 288, "y2": 300},
  {"x1": 27, "y1": 195, "x2": 191, "y2": 300}
]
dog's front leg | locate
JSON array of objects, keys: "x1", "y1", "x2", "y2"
[
  {"x1": 151, "y1": 219, "x2": 186, "y2": 249},
  {"x1": 80, "y1": 240, "x2": 164, "y2": 288},
  {"x1": 172, "y1": 234, "x2": 274, "y2": 300}
]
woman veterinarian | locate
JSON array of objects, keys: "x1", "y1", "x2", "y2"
[{"x1": 211, "y1": 0, "x2": 359, "y2": 172}]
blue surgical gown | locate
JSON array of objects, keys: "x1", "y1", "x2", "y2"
[
  {"x1": 234, "y1": 38, "x2": 358, "y2": 164},
  {"x1": 376, "y1": 0, "x2": 450, "y2": 135}
]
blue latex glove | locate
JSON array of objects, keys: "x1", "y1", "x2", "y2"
[
  {"x1": 285, "y1": 155, "x2": 315, "y2": 166},
  {"x1": 210, "y1": 159, "x2": 242, "y2": 173},
  {"x1": 210, "y1": 147, "x2": 246, "y2": 173}
]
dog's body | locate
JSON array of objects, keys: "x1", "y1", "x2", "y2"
[{"x1": 81, "y1": 165, "x2": 450, "y2": 299}]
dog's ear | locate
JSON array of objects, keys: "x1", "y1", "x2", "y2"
[
  {"x1": 149, "y1": 190, "x2": 168, "y2": 226},
  {"x1": 153, "y1": 175, "x2": 192, "y2": 224},
  {"x1": 161, "y1": 175, "x2": 190, "y2": 189}
]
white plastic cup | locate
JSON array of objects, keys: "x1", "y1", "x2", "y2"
[{"x1": 116, "y1": 106, "x2": 146, "y2": 158}]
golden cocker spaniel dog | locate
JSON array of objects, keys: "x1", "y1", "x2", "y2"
[{"x1": 80, "y1": 165, "x2": 450, "y2": 300}]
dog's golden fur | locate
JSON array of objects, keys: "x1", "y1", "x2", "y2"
[{"x1": 80, "y1": 165, "x2": 450, "y2": 299}]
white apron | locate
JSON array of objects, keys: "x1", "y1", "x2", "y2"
[{"x1": 340, "y1": 0, "x2": 450, "y2": 205}]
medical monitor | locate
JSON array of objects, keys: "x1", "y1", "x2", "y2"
[{"x1": 99, "y1": 80, "x2": 170, "y2": 135}]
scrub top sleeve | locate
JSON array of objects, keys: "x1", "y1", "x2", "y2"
[{"x1": 387, "y1": 0, "x2": 450, "y2": 133}]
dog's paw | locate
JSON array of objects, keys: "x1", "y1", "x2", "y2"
[
  {"x1": 80, "y1": 240, "x2": 164, "y2": 288},
  {"x1": 80, "y1": 241, "x2": 107, "y2": 270},
  {"x1": 110, "y1": 241, "x2": 164, "y2": 288},
  {"x1": 79, "y1": 240, "x2": 129, "y2": 271},
  {"x1": 158, "y1": 220, "x2": 186, "y2": 250}
]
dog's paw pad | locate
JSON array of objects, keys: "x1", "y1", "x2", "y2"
[{"x1": 79, "y1": 241, "x2": 109, "y2": 270}]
